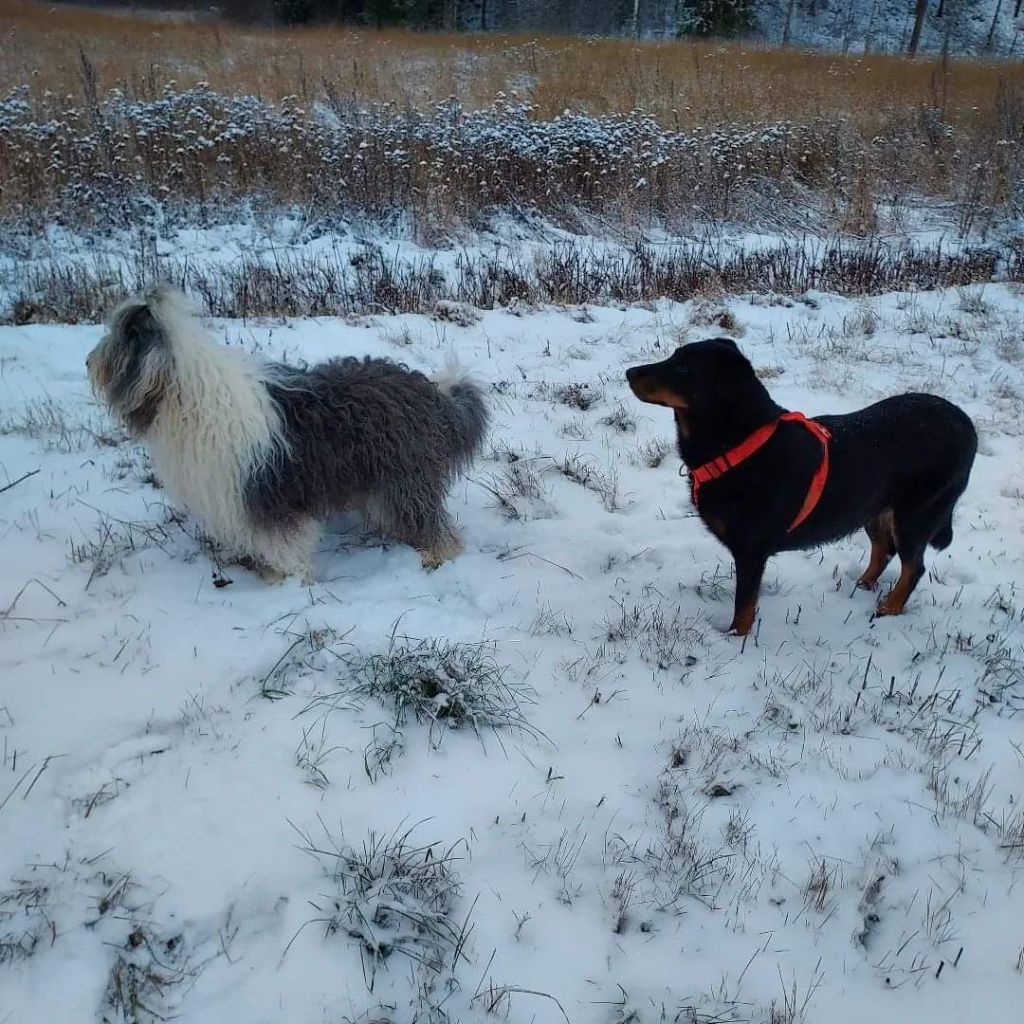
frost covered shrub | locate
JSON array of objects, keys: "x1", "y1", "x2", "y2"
[
  {"x1": 0, "y1": 85, "x2": 864, "y2": 234},
  {"x1": 2, "y1": 80, "x2": 1019, "y2": 238}
]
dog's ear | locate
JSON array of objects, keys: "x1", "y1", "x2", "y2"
[{"x1": 121, "y1": 304, "x2": 162, "y2": 354}]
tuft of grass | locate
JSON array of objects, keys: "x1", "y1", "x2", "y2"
[
  {"x1": 342, "y1": 636, "x2": 539, "y2": 745},
  {"x1": 68, "y1": 511, "x2": 176, "y2": 589},
  {"x1": 481, "y1": 459, "x2": 548, "y2": 522},
  {"x1": 103, "y1": 926, "x2": 197, "y2": 1024},
  {"x1": 553, "y1": 453, "x2": 621, "y2": 512},
  {"x1": 548, "y1": 381, "x2": 604, "y2": 411},
  {"x1": 257, "y1": 625, "x2": 352, "y2": 700},
  {"x1": 647, "y1": 781, "x2": 736, "y2": 911},
  {"x1": 630, "y1": 437, "x2": 673, "y2": 469},
  {"x1": 0, "y1": 398, "x2": 124, "y2": 453},
  {"x1": 0, "y1": 875, "x2": 51, "y2": 965},
  {"x1": 599, "y1": 403, "x2": 637, "y2": 433},
  {"x1": 603, "y1": 597, "x2": 703, "y2": 671},
  {"x1": 291, "y1": 823, "x2": 471, "y2": 981}
]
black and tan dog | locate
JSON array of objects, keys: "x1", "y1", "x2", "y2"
[{"x1": 626, "y1": 339, "x2": 977, "y2": 636}]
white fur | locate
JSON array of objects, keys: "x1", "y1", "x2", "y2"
[
  {"x1": 432, "y1": 353, "x2": 476, "y2": 396},
  {"x1": 122, "y1": 291, "x2": 317, "y2": 575}
]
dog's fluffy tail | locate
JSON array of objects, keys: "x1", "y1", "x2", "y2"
[{"x1": 433, "y1": 359, "x2": 488, "y2": 469}]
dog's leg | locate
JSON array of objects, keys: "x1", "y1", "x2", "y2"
[
  {"x1": 372, "y1": 486, "x2": 463, "y2": 569},
  {"x1": 875, "y1": 556, "x2": 925, "y2": 616},
  {"x1": 251, "y1": 518, "x2": 321, "y2": 584},
  {"x1": 730, "y1": 553, "x2": 767, "y2": 636},
  {"x1": 858, "y1": 510, "x2": 896, "y2": 590},
  {"x1": 875, "y1": 516, "x2": 927, "y2": 616}
]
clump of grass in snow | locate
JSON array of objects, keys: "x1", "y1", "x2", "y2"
[
  {"x1": 554, "y1": 453, "x2": 621, "y2": 512},
  {"x1": 548, "y1": 381, "x2": 604, "y2": 410},
  {"x1": 103, "y1": 926, "x2": 197, "y2": 1024},
  {"x1": 258, "y1": 624, "x2": 352, "y2": 700},
  {"x1": 766, "y1": 971, "x2": 824, "y2": 1024},
  {"x1": 647, "y1": 779, "x2": 736, "y2": 911},
  {"x1": 0, "y1": 875, "x2": 51, "y2": 965},
  {"x1": 343, "y1": 637, "x2": 538, "y2": 745},
  {"x1": 481, "y1": 459, "x2": 548, "y2": 521},
  {"x1": 603, "y1": 597, "x2": 703, "y2": 671},
  {"x1": 0, "y1": 397, "x2": 124, "y2": 453},
  {"x1": 630, "y1": 437, "x2": 673, "y2": 469},
  {"x1": 599, "y1": 403, "x2": 637, "y2": 433},
  {"x1": 291, "y1": 824, "x2": 471, "y2": 980},
  {"x1": 68, "y1": 512, "x2": 176, "y2": 589}
]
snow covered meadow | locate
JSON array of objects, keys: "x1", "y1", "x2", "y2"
[
  {"x1": 2, "y1": 4, "x2": 1024, "y2": 1021},
  {"x1": 2, "y1": 233, "x2": 1024, "y2": 1022}
]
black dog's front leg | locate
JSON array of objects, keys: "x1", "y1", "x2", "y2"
[{"x1": 730, "y1": 552, "x2": 767, "y2": 636}]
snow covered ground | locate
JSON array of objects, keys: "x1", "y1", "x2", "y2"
[{"x1": 2, "y1": 278, "x2": 1024, "y2": 1023}]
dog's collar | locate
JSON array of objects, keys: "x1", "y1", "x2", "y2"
[{"x1": 686, "y1": 411, "x2": 831, "y2": 533}]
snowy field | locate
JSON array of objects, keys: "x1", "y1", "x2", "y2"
[{"x1": 2, "y1": 278, "x2": 1024, "y2": 1023}]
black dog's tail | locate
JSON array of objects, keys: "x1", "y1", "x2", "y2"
[
  {"x1": 928, "y1": 464, "x2": 974, "y2": 551},
  {"x1": 930, "y1": 510, "x2": 954, "y2": 550},
  {"x1": 433, "y1": 363, "x2": 489, "y2": 470}
]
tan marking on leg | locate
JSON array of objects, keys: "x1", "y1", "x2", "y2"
[
  {"x1": 876, "y1": 559, "x2": 918, "y2": 617},
  {"x1": 858, "y1": 510, "x2": 895, "y2": 590},
  {"x1": 729, "y1": 599, "x2": 757, "y2": 637}
]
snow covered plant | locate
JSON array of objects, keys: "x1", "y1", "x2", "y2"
[
  {"x1": 291, "y1": 825, "x2": 470, "y2": 980},
  {"x1": 0, "y1": 84, "x2": 877, "y2": 234},
  {"x1": 342, "y1": 636, "x2": 540, "y2": 746}
]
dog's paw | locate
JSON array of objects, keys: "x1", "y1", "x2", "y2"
[
  {"x1": 418, "y1": 533, "x2": 464, "y2": 570},
  {"x1": 856, "y1": 576, "x2": 880, "y2": 591},
  {"x1": 711, "y1": 613, "x2": 752, "y2": 637},
  {"x1": 873, "y1": 599, "x2": 900, "y2": 618},
  {"x1": 420, "y1": 549, "x2": 447, "y2": 571},
  {"x1": 258, "y1": 565, "x2": 288, "y2": 584}
]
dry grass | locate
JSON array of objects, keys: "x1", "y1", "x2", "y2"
[
  {"x1": 6, "y1": 237, "x2": 1014, "y2": 324},
  {"x1": 1, "y1": 0, "x2": 1019, "y2": 133},
  {"x1": 1, "y1": 1, "x2": 1022, "y2": 239}
]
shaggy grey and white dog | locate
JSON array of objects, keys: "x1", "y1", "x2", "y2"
[{"x1": 86, "y1": 286, "x2": 488, "y2": 579}]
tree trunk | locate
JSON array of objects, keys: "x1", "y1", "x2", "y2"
[
  {"x1": 782, "y1": 0, "x2": 797, "y2": 43},
  {"x1": 1016, "y1": 0, "x2": 1023, "y2": 19},
  {"x1": 987, "y1": 0, "x2": 1005, "y2": 50},
  {"x1": 632, "y1": 0, "x2": 640, "y2": 38},
  {"x1": 908, "y1": 0, "x2": 929, "y2": 56},
  {"x1": 936, "y1": 0, "x2": 945, "y2": 15},
  {"x1": 864, "y1": 0, "x2": 879, "y2": 51}
]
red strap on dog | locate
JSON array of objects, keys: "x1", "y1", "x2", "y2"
[{"x1": 689, "y1": 412, "x2": 831, "y2": 533}]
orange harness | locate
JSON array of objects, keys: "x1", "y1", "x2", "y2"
[{"x1": 688, "y1": 411, "x2": 831, "y2": 533}]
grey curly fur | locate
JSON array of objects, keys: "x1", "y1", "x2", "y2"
[{"x1": 250, "y1": 358, "x2": 488, "y2": 555}]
